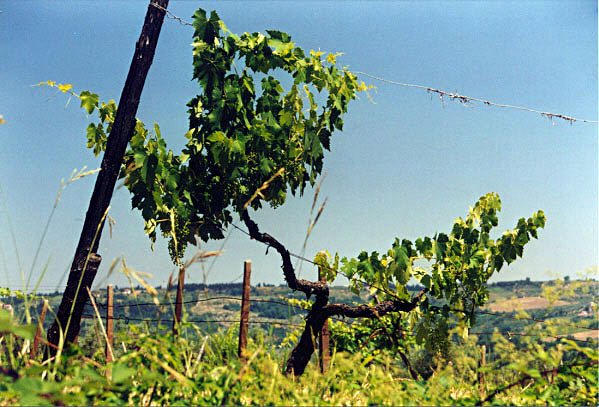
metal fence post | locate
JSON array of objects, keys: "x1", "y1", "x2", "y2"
[
  {"x1": 31, "y1": 300, "x2": 48, "y2": 358},
  {"x1": 173, "y1": 267, "x2": 185, "y2": 336},
  {"x1": 479, "y1": 344, "x2": 486, "y2": 399},
  {"x1": 238, "y1": 260, "x2": 251, "y2": 360},
  {"x1": 106, "y1": 285, "x2": 114, "y2": 362},
  {"x1": 318, "y1": 266, "x2": 330, "y2": 373}
]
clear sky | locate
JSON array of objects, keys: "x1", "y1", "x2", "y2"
[{"x1": 0, "y1": 0, "x2": 597, "y2": 292}]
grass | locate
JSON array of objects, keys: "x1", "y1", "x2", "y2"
[
  {"x1": 0, "y1": 170, "x2": 596, "y2": 405},
  {"x1": 0, "y1": 314, "x2": 597, "y2": 406}
]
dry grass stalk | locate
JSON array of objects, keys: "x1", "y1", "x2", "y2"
[
  {"x1": 85, "y1": 286, "x2": 114, "y2": 362},
  {"x1": 243, "y1": 167, "x2": 285, "y2": 210}
]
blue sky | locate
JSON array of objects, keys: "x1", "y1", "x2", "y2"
[{"x1": 0, "y1": 0, "x2": 597, "y2": 291}]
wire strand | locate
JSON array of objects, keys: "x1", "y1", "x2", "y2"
[
  {"x1": 92, "y1": 295, "x2": 310, "y2": 309},
  {"x1": 470, "y1": 330, "x2": 597, "y2": 345},
  {"x1": 150, "y1": 2, "x2": 193, "y2": 26},
  {"x1": 78, "y1": 313, "x2": 597, "y2": 345},
  {"x1": 81, "y1": 313, "x2": 302, "y2": 327},
  {"x1": 352, "y1": 71, "x2": 598, "y2": 124},
  {"x1": 81, "y1": 290, "x2": 597, "y2": 346}
]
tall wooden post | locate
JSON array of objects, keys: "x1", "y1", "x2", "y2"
[
  {"x1": 46, "y1": 0, "x2": 170, "y2": 354},
  {"x1": 106, "y1": 285, "x2": 114, "y2": 362},
  {"x1": 238, "y1": 260, "x2": 251, "y2": 360},
  {"x1": 46, "y1": 254, "x2": 101, "y2": 357},
  {"x1": 31, "y1": 300, "x2": 48, "y2": 358},
  {"x1": 318, "y1": 267, "x2": 330, "y2": 373},
  {"x1": 479, "y1": 344, "x2": 486, "y2": 399},
  {"x1": 173, "y1": 268, "x2": 185, "y2": 336}
]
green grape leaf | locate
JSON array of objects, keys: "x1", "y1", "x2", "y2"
[{"x1": 79, "y1": 90, "x2": 99, "y2": 114}]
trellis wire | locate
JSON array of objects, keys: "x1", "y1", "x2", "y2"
[
  {"x1": 81, "y1": 313, "x2": 303, "y2": 327},
  {"x1": 78, "y1": 295, "x2": 597, "y2": 345},
  {"x1": 77, "y1": 312, "x2": 597, "y2": 345},
  {"x1": 88, "y1": 294, "x2": 595, "y2": 334},
  {"x1": 352, "y1": 71, "x2": 598, "y2": 125}
]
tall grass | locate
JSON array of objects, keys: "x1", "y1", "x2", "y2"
[
  {"x1": 0, "y1": 171, "x2": 596, "y2": 406},
  {"x1": 1, "y1": 314, "x2": 595, "y2": 405}
]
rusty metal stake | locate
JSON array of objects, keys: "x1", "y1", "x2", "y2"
[
  {"x1": 479, "y1": 344, "x2": 486, "y2": 399},
  {"x1": 106, "y1": 285, "x2": 114, "y2": 362},
  {"x1": 318, "y1": 266, "x2": 330, "y2": 373},
  {"x1": 173, "y1": 267, "x2": 185, "y2": 336},
  {"x1": 31, "y1": 300, "x2": 48, "y2": 359},
  {"x1": 238, "y1": 260, "x2": 251, "y2": 360}
]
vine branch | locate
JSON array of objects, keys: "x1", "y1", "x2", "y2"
[
  {"x1": 323, "y1": 288, "x2": 427, "y2": 319},
  {"x1": 241, "y1": 210, "x2": 328, "y2": 299}
]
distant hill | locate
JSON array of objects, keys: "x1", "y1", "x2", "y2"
[{"x1": 2, "y1": 278, "x2": 596, "y2": 346}]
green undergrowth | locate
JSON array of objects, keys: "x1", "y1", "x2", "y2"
[{"x1": 0, "y1": 315, "x2": 596, "y2": 406}]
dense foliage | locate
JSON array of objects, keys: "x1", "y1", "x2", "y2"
[
  {"x1": 309, "y1": 193, "x2": 546, "y2": 366},
  {"x1": 74, "y1": 9, "x2": 362, "y2": 261}
]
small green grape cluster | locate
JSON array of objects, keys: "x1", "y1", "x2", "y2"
[{"x1": 162, "y1": 213, "x2": 191, "y2": 263}]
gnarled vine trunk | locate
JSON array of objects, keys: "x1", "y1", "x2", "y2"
[
  {"x1": 241, "y1": 210, "x2": 426, "y2": 376},
  {"x1": 284, "y1": 292, "x2": 329, "y2": 375}
]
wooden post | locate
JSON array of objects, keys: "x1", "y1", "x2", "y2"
[
  {"x1": 318, "y1": 267, "x2": 330, "y2": 373},
  {"x1": 238, "y1": 260, "x2": 251, "y2": 360},
  {"x1": 46, "y1": 0, "x2": 170, "y2": 354},
  {"x1": 46, "y1": 254, "x2": 101, "y2": 357},
  {"x1": 173, "y1": 268, "x2": 185, "y2": 336},
  {"x1": 106, "y1": 285, "x2": 114, "y2": 362},
  {"x1": 479, "y1": 344, "x2": 486, "y2": 399},
  {"x1": 31, "y1": 300, "x2": 48, "y2": 358}
]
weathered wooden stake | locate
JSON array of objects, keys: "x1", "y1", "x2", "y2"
[
  {"x1": 106, "y1": 285, "x2": 114, "y2": 362},
  {"x1": 479, "y1": 344, "x2": 486, "y2": 399},
  {"x1": 238, "y1": 260, "x2": 251, "y2": 360},
  {"x1": 47, "y1": 0, "x2": 170, "y2": 354},
  {"x1": 318, "y1": 266, "x2": 330, "y2": 373},
  {"x1": 31, "y1": 300, "x2": 48, "y2": 358},
  {"x1": 173, "y1": 267, "x2": 185, "y2": 336}
]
